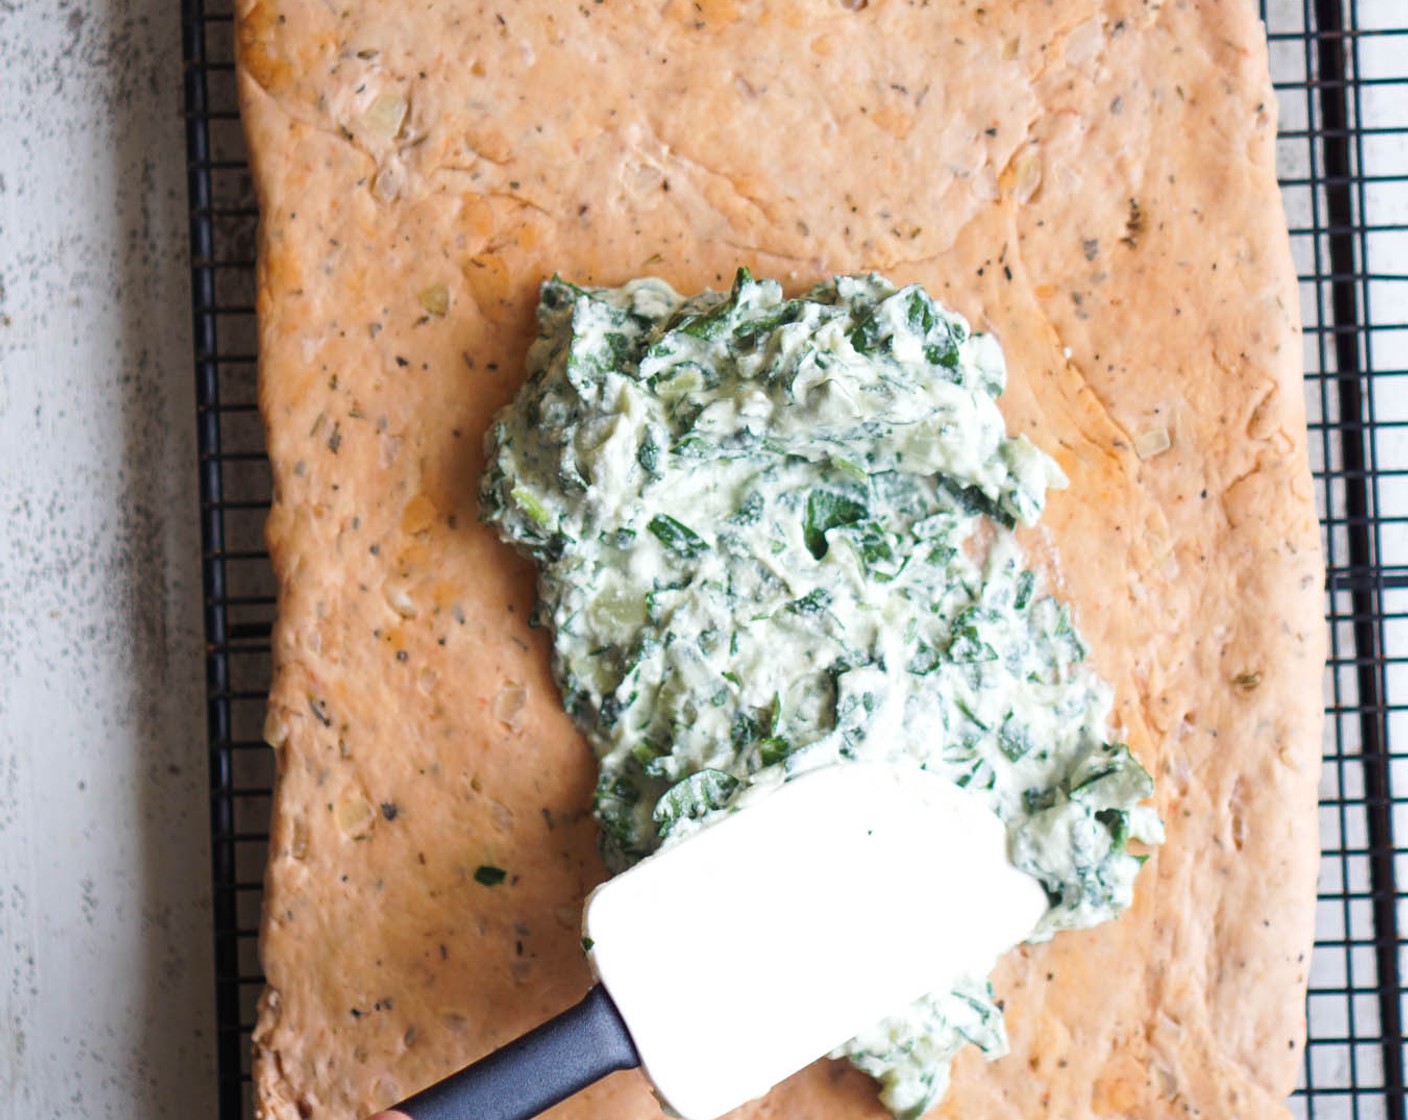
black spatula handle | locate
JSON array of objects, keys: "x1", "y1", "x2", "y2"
[{"x1": 393, "y1": 985, "x2": 640, "y2": 1120}]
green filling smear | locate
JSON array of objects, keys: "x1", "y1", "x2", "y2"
[{"x1": 481, "y1": 269, "x2": 1162, "y2": 1119}]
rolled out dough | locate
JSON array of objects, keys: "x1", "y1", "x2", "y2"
[{"x1": 236, "y1": 2, "x2": 1324, "y2": 1116}]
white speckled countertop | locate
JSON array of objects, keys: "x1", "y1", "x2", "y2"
[
  {"x1": 0, "y1": 0, "x2": 216, "y2": 1115},
  {"x1": 0, "y1": 0, "x2": 1404, "y2": 1115}
]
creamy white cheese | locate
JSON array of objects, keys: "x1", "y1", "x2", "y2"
[{"x1": 481, "y1": 270, "x2": 1161, "y2": 1118}]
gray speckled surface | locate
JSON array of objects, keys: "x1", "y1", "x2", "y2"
[{"x1": 0, "y1": 0, "x2": 217, "y2": 1115}]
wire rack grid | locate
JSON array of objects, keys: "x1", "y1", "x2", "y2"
[{"x1": 179, "y1": 0, "x2": 1408, "y2": 1116}]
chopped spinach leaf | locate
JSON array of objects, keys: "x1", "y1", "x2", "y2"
[
  {"x1": 804, "y1": 490, "x2": 868, "y2": 560},
  {"x1": 648, "y1": 513, "x2": 710, "y2": 558},
  {"x1": 653, "y1": 769, "x2": 740, "y2": 833}
]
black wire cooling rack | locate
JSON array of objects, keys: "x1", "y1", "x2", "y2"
[{"x1": 180, "y1": 1, "x2": 1408, "y2": 1116}]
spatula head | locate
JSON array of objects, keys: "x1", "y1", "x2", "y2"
[{"x1": 584, "y1": 762, "x2": 1047, "y2": 1120}]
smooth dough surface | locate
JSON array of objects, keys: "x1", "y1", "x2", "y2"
[{"x1": 236, "y1": 2, "x2": 1325, "y2": 1117}]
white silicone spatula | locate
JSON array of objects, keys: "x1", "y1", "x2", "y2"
[{"x1": 373, "y1": 762, "x2": 1046, "y2": 1120}]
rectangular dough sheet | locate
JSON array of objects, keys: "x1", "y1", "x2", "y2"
[{"x1": 236, "y1": 1, "x2": 1325, "y2": 1117}]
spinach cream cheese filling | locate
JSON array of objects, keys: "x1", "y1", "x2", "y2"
[{"x1": 480, "y1": 269, "x2": 1162, "y2": 1120}]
